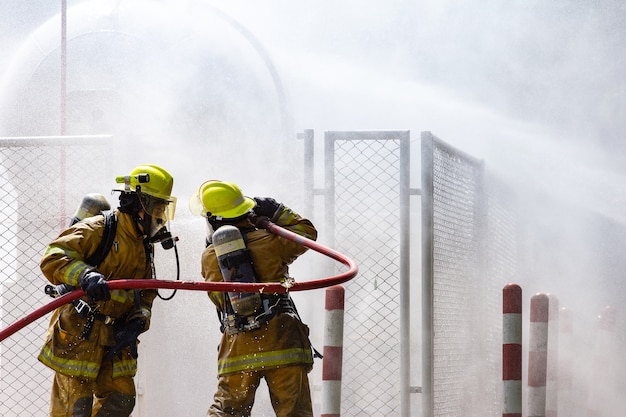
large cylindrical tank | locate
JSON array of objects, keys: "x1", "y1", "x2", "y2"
[{"x1": 0, "y1": 0, "x2": 293, "y2": 184}]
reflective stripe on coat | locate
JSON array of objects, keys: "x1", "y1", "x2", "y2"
[
  {"x1": 38, "y1": 211, "x2": 156, "y2": 379},
  {"x1": 202, "y1": 205, "x2": 318, "y2": 376},
  {"x1": 216, "y1": 313, "x2": 314, "y2": 375}
]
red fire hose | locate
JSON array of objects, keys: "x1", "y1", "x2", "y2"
[{"x1": 0, "y1": 219, "x2": 358, "y2": 343}]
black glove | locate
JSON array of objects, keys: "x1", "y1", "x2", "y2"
[
  {"x1": 253, "y1": 197, "x2": 281, "y2": 219},
  {"x1": 105, "y1": 318, "x2": 145, "y2": 361},
  {"x1": 79, "y1": 271, "x2": 111, "y2": 301}
]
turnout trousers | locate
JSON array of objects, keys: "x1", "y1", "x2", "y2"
[
  {"x1": 207, "y1": 364, "x2": 313, "y2": 417},
  {"x1": 50, "y1": 360, "x2": 136, "y2": 417}
]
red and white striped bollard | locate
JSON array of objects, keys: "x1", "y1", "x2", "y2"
[
  {"x1": 320, "y1": 285, "x2": 345, "y2": 417},
  {"x1": 503, "y1": 283, "x2": 522, "y2": 417},
  {"x1": 528, "y1": 293, "x2": 549, "y2": 417},
  {"x1": 546, "y1": 294, "x2": 559, "y2": 417}
]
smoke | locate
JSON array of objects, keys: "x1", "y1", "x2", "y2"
[
  {"x1": 1, "y1": 1, "x2": 625, "y2": 416},
  {"x1": 214, "y1": 0, "x2": 626, "y2": 224}
]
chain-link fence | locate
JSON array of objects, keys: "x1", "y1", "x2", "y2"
[
  {"x1": 304, "y1": 130, "x2": 419, "y2": 416},
  {"x1": 313, "y1": 130, "x2": 512, "y2": 417},
  {"x1": 3, "y1": 130, "x2": 419, "y2": 417},
  {"x1": 334, "y1": 134, "x2": 405, "y2": 416},
  {"x1": 1, "y1": 130, "x2": 575, "y2": 417},
  {"x1": 0, "y1": 135, "x2": 111, "y2": 416}
]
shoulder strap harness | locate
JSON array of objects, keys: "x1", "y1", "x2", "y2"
[{"x1": 85, "y1": 210, "x2": 118, "y2": 267}]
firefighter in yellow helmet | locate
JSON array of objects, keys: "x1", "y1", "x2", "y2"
[
  {"x1": 189, "y1": 180, "x2": 318, "y2": 417},
  {"x1": 39, "y1": 164, "x2": 176, "y2": 417}
]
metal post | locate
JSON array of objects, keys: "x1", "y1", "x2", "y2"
[
  {"x1": 399, "y1": 132, "x2": 411, "y2": 417},
  {"x1": 420, "y1": 131, "x2": 435, "y2": 417},
  {"x1": 302, "y1": 129, "x2": 315, "y2": 216},
  {"x1": 60, "y1": 0, "x2": 68, "y2": 229},
  {"x1": 324, "y1": 132, "x2": 336, "y2": 249},
  {"x1": 60, "y1": 0, "x2": 67, "y2": 135}
]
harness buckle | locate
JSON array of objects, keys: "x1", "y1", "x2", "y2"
[
  {"x1": 74, "y1": 298, "x2": 92, "y2": 318},
  {"x1": 222, "y1": 294, "x2": 295, "y2": 334}
]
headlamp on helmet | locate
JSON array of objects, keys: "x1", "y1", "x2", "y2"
[{"x1": 115, "y1": 164, "x2": 177, "y2": 221}]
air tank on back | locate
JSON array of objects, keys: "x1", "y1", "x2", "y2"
[
  {"x1": 213, "y1": 224, "x2": 262, "y2": 317},
  {"x1": 69, "y1": 193, "x2": 111, "y2": 226}
]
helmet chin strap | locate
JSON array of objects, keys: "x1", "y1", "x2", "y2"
[
  {"x1": 133, "y1": 210, "x2": 151, "y2": 238},
  {"x1": 138, "y1": 212, "x2": 160, "y2": 239}
]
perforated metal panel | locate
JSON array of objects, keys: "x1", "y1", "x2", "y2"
[{"x1": 422, "y1": 132, "x2": 504, "y2": 417}]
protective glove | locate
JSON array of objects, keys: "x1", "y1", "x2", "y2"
[
  {"x1": 253, "y1": 197, "x2": 281, "y2": 219},
  {"x1": 105, "y1": 318, "x2": 145, "y2": 361},
  {"x1": 79, "y1": 271, "x2": 111, "y2": 301}
]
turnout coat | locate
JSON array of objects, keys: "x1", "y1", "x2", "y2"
[
  {"x1": 38, "y1": 211, "x2": 157, "y2": 379},
  {"x1": 201, "y1": 205, "x2": 318, "y2": 376}
]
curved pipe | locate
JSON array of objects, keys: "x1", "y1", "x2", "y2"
[{"x1": 0, "y1": 220, "x2": 358, "y2": 343}]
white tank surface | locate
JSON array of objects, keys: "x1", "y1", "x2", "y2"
[{"x1": 0, "y1": 0, "x2": 291, "y2": 150}]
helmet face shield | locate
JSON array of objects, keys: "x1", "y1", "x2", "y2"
[
  {"x1": 189, "y1": 187, "x2": 206, "y2": 217},
  {"x1": 139, "y1": 193, "x2": 177, "y2": 222}
]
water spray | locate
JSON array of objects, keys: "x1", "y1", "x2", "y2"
[{"x1": 0, "y1": 218, "x2": 358, "y2": 343}]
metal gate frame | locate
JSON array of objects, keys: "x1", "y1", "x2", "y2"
[
  {"x1": 421, "y1": 131, "x2": 492, "y2": 417},
  {"x1": 301, "y1": 129, "x2": 418, "y2": 416}
]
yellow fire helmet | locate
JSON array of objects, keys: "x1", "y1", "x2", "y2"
[
  {"x1": 189, "y1": 180, "x2": 255, "y2": 220},
  {"x1": 115, "y1": 164, "x2": 176, "y2": 220}
]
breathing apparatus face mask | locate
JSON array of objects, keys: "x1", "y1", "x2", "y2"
[
  {"x1": 139, "y1": 193, "x2": 176, "y2": 249},
  {"x1": 150, "y1": 222, "x2": 175, "y2": 249}
]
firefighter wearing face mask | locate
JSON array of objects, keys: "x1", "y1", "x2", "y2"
[
  {"x1": 189, "y1": 180, "x2": 318, "y2": 417},
  {"x1": 38, "y1": 164, "x2": 176, "y2": 417}
]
